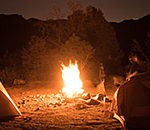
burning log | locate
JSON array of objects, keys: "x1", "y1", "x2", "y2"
[
  {"x1": 81, "y1": 93, "x2": 91, "y2": 100},
  {"x1": 93, "y1": 94, "x2": 106, "y2": 101}
]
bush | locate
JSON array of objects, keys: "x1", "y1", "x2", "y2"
[{"x1": 0, "y1": 67, "x2": 17, "y2": 86}]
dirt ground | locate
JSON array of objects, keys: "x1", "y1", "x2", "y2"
[{"x1": 0, "y1": 81, "x2": 122, "y2": 129}]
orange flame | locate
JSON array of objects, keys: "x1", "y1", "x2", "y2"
[{"x1": 61, "y1": 61, "x2": 84, "y2": 98}]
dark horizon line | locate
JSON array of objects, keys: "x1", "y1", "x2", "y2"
[{"x1": 0, "y1": 12, "x2": 150, "y2": 23}]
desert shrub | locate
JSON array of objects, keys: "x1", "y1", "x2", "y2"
[
  {"x1": 22, "y1": 36, "x2": 48, "y2": 81},
  {"x1": 0, "y1": 67, "x2": 17, "y2": 86},
  {"x1": 59, "y1": 34, "x2": 95, "y2": 69}
]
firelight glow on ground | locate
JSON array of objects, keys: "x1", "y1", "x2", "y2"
[{"x1": 61, "y1": 61, "x2": 84, "y2": 98}]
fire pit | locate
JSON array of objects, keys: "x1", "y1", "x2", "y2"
[{"x1": 17, "y1": 61, "x2": 112, "y2": 112}]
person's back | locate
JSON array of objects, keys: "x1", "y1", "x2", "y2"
[{"x1": 117, "y1": 72, "x2": 150, "y2": 129}]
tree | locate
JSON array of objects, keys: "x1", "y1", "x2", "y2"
[
  {"x1": 66, "y1": 1, "x2": 83, "y2": 15},
  {"x1": 21, "y1": 36, "x2": 52, "y2": 81},
  {"x1": 0, "y1": 51, "x2": 22, "y2": 85},
  {"x1": 67, "y1": 6, "x2": 123, "y2": 75},
  {"x1": 59, "y1": 34, "x2": 95, "y2": 70},
  {"x1": 27, "y1": 5, "x2": 123, "y2": 81},
  {"x1": 131, "y1": 39, "x2": 149, "y2": 62},
  {"x1": 47, "y1": 6, "x2": 65, "y2": 20}
]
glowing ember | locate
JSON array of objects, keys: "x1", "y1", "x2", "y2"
[{"x1": 61, "y1": 61, "x2": 84, "y2": 98}]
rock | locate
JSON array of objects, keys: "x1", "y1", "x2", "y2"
[
  {"x1": 94, "y1": 94, "x2": 106, "y2": 101},
  {"x1": 76, "y1": 103, "x2": 88, "y2": 110},
  {"x1": 13, "y1": 79, "x2": 26, "y2": 85},
  {"x1": 62, "y1": 98, "x2": 73, "y2": 103},
  {"x1": 18, "y1": 106, "x2": 21, "y2": 108},
  {"x1": 55, "y1": 102, "x2": 61, "y2": 106},
  {"x1": 22, "y1": 104, "x2": 26, "y2": 107},
  {"x1": 81, "y1": 93, "x2": 91, "y2": 100},
  {"x1": 57, "y1": 97, "x2": 61, "y2": 101},
  {"x1": 34, "y1": 99, "x2": 39, "y2": 102},
  {"x1": 104, "y1": 97, "x2": 112, "y2": 103},
  {"x1": 34, "y1": 107, "x2": 40, "y2": 111},
  {"x1": 23, "y1": 117, "x2": 32, "y2": 122},
  {"x1": 86, "y1": 99, "x2": 100, "y2": 105},
  {"x1": 49, "y1": 103, "x2": 54, "y2": 105},
  {"x1": 22, "y1": 99, "x2": 25, "y2": 104}
]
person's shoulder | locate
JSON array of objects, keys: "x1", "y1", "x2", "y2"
[{"x1": 120, "y1": 72, "x2": 150, "y2": 88}]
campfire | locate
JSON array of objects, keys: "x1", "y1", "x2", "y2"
[
  {"x1": 61, "y1": 60, "x2": 84, "y2": 98},
  {"x1": 59, "y1": 60, "x2": 111, "y2": 103},
  {"x1": 17, "y1": 60, "x2": 112, "y2": 113}
]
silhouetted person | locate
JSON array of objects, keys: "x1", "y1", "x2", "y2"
[{"x1": 112, "y1": 55, "x2": 150, "y2": 129}]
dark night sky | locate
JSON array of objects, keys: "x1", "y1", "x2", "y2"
[{"x1": 0, "y1": 0, "x2": 150, "y2": 22}]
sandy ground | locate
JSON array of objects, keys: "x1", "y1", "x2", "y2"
[{"x1": 0, "y1": 81, "x2": 122, "y2": 129}]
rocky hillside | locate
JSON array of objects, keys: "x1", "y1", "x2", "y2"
[
  {"x1": 111, "y1": 14, "x2": 150, "y2": 62},
  {"x1": 0, "y1": 14, "x2": 40, "y2": 55},
  {"x1": 0, "y1": 13, "x2": 150, "y2": 60}
]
